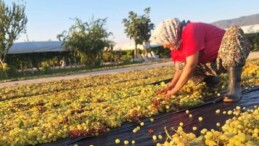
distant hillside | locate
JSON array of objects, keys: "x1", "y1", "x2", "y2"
[{"x1": 211, "y1": 13, "x2": 259, "y2": 29}]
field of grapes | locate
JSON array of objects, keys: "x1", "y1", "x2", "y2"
[{"x1": 0, "y1": 60, "x2": 259, "y2": 146}]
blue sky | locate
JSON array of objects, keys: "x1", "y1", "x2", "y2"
[{"x1": 6, "y1": 0, "x2": 259, "y2": 46}]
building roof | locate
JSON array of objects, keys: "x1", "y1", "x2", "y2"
[
  {"x1": 8, "y1": 41, "x2": 67, "y2": 54},
  {"x1": 241, "y1": 24, "x2": 259, "y2": 34}
]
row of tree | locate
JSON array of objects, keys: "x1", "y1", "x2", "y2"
[
  {"x1": 0, "y1": 1, "x2": 154, "y2": 76},
  {"x1": 57, "y1": 7, "x2": 154, "y2": 64},
  {"x1": 1, "y1": 1, "x2": 259, "y2": 78}
]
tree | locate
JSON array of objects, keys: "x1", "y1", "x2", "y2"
[
  {"x1": 245, "y1": 33, "x2": 259, "y2": 51},
  {"x1": 0, "y1": 0, "x2": 27, "y2": 66},
  {"x1": 122, "y1": 7, "x2": 154, "y2": 59},
  {"x1": 57, "y1": 17, "x2": 114, "y2": 65}
]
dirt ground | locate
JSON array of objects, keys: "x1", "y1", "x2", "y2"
[{"x1": 0, "y1": 51, "x2": 258, "y2": 88}]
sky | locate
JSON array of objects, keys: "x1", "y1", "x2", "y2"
[{"x1": 6, "y1": 0, "x2": 259, "y2": 47}]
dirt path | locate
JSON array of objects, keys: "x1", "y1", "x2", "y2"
[
  {"x1": 0, "y1": 62, "x2": 173, "y2": 88},
  {"x1": 247, "y1": 51, "x2": 259, "y2": 60},
  {"x1": 0, "y1": 52, "x2": 258, "y2": 88}
]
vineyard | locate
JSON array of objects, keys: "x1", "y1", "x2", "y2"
[{"x1": 0, "y1": 60, "x2": 259, "y2": 146}]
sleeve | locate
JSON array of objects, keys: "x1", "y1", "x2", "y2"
[
  {"x1": 171, "y1": 49, "x2": 186, "y2": 62},
  {"x1": 174, "y1": 61, "x2": 186, "y2": 71},
  {"x1": 182, "y1": 24, "x2": 205, "y2": 57}
]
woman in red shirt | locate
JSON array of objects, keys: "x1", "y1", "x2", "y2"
[{"x1": 150, "y1": 18, "x2": 251, "y2": 102}]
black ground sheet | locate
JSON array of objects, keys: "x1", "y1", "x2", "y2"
[{"x1": 41, "y1": 86, "x2": 259, "y2": 146}]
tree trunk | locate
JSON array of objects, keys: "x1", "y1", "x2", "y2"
[
  {"x1": 0, "y1": 59, "x2": 4, "y2": 66},
  {"x1": 0, "y1": 59, "x2": 8, "y2": 78},
  {"x1": 134, "y1": 42, "x2": 138, "y2": 59},
  {"x1": 143, "y1": 41, "x2": 150, "y2": 56}
]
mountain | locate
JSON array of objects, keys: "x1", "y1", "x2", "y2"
[
  {"x1": 211, "y1": 13, "x2": 259, "y2": 34},
  {"x1": 211, "y1": 13, "x2": 259, "y2": 29}
]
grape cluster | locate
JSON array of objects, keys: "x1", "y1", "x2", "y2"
[{"x1": 157, "y1": 106, "x2": 259, "y2": 146}]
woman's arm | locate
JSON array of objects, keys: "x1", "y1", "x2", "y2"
[
  {"x1": 156, "y1": 63, "x2": 183, "y2": 95},
  {"x1": 166, "y1": 52, "x2": 199, "y2": 98},
  {"x1": 168, "y1": 69, "x2": 182, "y2": 89}
]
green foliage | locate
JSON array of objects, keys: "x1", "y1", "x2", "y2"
[
  {"x1": 121, "y1": 54, "x2": 132, "y2": 63},
  {"x1": 41, "y1": 61, "x2": 50, "y2": 74},
  {"x1": 138, "y1": 8, "x2": 155, "y2": 42},
  {"x1": 0, "y1": 62, "x2": 16, "y2": 78},
  {"x1": 57, "y1": 17, "x2": 114, "y2": 66},
  {"x1": 8, "y1": 54, "x2": 31, "y2": 72},
  {"x1": 102, "y1": 51, "x2": 114, "y2": 62},
  {"x1": 6, "y1": 52, "x2": 71, "y2": 72},
  {"x1": 0, "y1": 0, "x2": 27, "y2": 65},
  {"x1": 245, "y1": 32, "x2": 259, "y2": 51},
  {"x1": 102, "y1": 50, "x2": 133, "y2": 63},
  {"x1": 122, "y1": 7, "x2": 154, "y2": 58},
  {"x1": 150, "y1": 46, "x2": 171, "y2": 58},
  {"x1": 0, "y1": 63, "x2": 8, "y2": 78}
]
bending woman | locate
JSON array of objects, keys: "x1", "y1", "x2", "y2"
[{"x1": 150, "y1": 18, "x2": 251, "y2": 102}]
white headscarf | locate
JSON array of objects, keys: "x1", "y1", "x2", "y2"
[{"x1": 150, "y1": 18, "x2": 182, "y2": 50}]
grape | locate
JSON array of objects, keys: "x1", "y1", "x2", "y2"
[
  {"x1": 157, "y1": 107, "x2": 259, "y2": 145},
  {"x1": 215, "y1": 109, "x2": 221, "y2": 114},
  {"x1": 158, "y1": 135, "x2": 163, "y2": 140},
  {"x1": 124, "y1": 140, "x2": 129, "y2": 145},
  {"x1": 152, "y1": 135, "x2": 157, "y2": 141},
  {"x1": 115, "y1": 139, "x2": 120, "y2": 144}
]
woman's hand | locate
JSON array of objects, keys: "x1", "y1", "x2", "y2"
[
  {"x1": 156, "y1": 69, "x2": 183, "y2": 96},
  {"x1": 165, "y1": 88, "x2": 177, "y2": 100},
  {"x1": 164, "y1": 53, "x2": 199, "y2": 100},
  {"x1": 155, "y1": 86, "x2": 169, "y2": 95}
]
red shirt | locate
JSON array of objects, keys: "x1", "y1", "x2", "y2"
[{"x1": 171, "y1": 22, "x2": 225, "y2": 63}]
